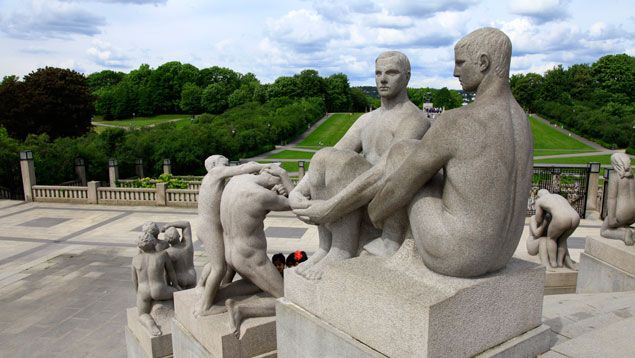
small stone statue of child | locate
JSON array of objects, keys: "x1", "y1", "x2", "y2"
[{"x1": 132, "y1": 231, "x2": 181, "y2": 336}]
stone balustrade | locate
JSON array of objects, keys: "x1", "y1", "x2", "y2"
[
  {"x1": 167, "y1": 189, "x2": 198, "y2": 207},
  {"x1": 98, "y1": 187, "x2": 157, "y2": 206},
  {"x1": 32, "y1": 185, "x2": 89, "y2": 203}
]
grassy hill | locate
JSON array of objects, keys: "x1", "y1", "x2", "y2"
[{"x1": 296, "y1": 113, "x2": 361, "y2": 147}]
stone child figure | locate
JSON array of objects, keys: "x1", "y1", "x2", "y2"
[
  {"x1": 296, "y1": 28, "x2": 532, "y2": 277},
  {"x1": 219, "y1": 165, "x2": 295, "y2": 337},
  {"x1": 163, "y1": 221, "x2": 196, "y2": 289},
  {"x1": 526, "y1": 189, "x2": 579, "y2": 270},
  {"x1": 195, "y1": 155, "x2": 271, "y2": 317},
  {"x1": 290, "y1": 51, "x2": 430, "y2": 280},
  {"x1": 601, "y1": 153, "x2": 635, "y2": 245},
  {"x1": 142, "y1": 221, "x2": 168, "y2": 252},
  {"x1": 132, "y1": 231, "x2": 181, "y2": 336}
]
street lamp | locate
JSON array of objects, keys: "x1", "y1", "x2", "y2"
[{"x1": 108, "y1": 158, "x2": 118, "y2": 167}]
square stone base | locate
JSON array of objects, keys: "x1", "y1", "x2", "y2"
[
  {"x1": 544, "y1": 269, "x2": 578, "y2": 295},
  {"x1": 576, "y1": 236, "x2": 635, "y2": 293},
  {"x1": 172, "y1": 288, "x2": 277, "y2": 357},
  {"x1": 126, "y1": 301, "x2": 174, "y2": 358},
  {"x1": 282, "y1": 240, "x2": 547, "y2": 357}
]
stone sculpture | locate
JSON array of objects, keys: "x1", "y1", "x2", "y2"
[
  {"x1": 142, "y1": 221, "x2": 168, "y2": 252},
  {"x1": 132, "y1": 230, "x2": 181, "y2": 336},
  {"x1": 600, "y1": 153, "x2": 635, "y2": 245},
  {"x1": 194, "y1": 155, "x2": 271, "y2": 317},
  {"x1": 163, "y1": 221, "x2": 196, "y2": 289},
  {"x1": 294, "y1": 27, "x2": 532, "y2": 278},
  {"x1": 290, "y1": 51, "x2": 430, "y2": 280},
  {"x1": 213, "y1": 165, "x2": 294, "y2": 337},
  {"x1": 526, "y1": 189, "x2": 579, "y2": 270}
]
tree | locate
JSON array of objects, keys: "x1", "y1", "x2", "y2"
[
  {"x1": 268, "y1": 76, "x2": 299, "y2": 99},
  {"x1": 86, "y1": 70, "x2": 125, "y2": 92},
  {"x1": 350, "y1": 87, "x2": 369, "y2": 112},
  {"x1": 541, "y1": 65, "x2": 571, "y2": 103},
  {"x1": 591, "y1": 54, "x2": 635, "y2": 102},
  {"x1": 432, "y1": 87, "x2": 461, "y2": 109},
  {"x1": 510, "y1": 73, "x2": 543, "y2": 112},
  {"x1": 180, "y1": 83, "x2": 203, "y2": 114},
  {"x1": 201, "y1": 83, "x2": 228, "y2": 114},
  {"x1": 0, "y1": 67, "x2": 94, "y2": 139},
  {"x1": 325, "y1": 73, "x2": 352, "y2": 112},
  {"x1": 294, "y1": 69, "x2": 326, "y2": 98}
]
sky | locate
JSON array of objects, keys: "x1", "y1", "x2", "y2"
[{"x1": 1, "y1": 0, "x2": 634, "y2": 89}]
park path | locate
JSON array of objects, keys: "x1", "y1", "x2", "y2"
[{"x1": 244, "y1": 113, "x2": 333, "y2": 161}]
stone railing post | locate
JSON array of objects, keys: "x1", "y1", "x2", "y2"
[
  {"x1": 585, "y1": 162, "x2": 601, "y2": 219},
  {"x1": 75, "y1": 157, "x2": 87, "y2": 186},
  {"x1": 298, "y1": 161, "x2": 305, "y2": 180},
  {"x1": 163, "y1": 159, "x2": 172, "y2": 175},
  {"x1": 108, "y1": 159, "x2": 119, "y2": 187},
  {"x1": 87, "y1": 181, "x2": 100, "y2": 204},
  {"x1": 135, "y1": 159, "x2": 144, "y2": 178},
  {"x1": 19, "y1": 150, "x2": 36, "y2": 202},
  {"x1": 156, "y1": 182, "x2": 167, "y2": 206}
]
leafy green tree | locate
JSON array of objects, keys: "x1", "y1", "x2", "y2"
[
  {"x1": 325, "y1": 73, "x2": 351, "y2": 112},
  {"x1": 350, "y1": 87, "x2": 369, "y2": 112},
  {"x1": 201, "y1": 83, "x2": 228, "y2": 114},
  {"x1": 86, "y1": 70, "x2": 125, "y2": 92},
  {"x1": 541, "y1": 65, "x2": 571, "y2": 103},
  {"x1": 180, "y1": 82, "x2": 203, "y2": 114},
  {"x1": 432, "y1": 87, "x2": 461, "y2": 109},
  {"x1": 0, "y1": 67, "x2": 94, "y2": 139},
  {"x1": 294, "y1": 69, "x2": 326, "y2": 98},
  {"x1": 510, "y1": 73, "x2": 543, "y2": 112},
  {"x1": 268, "y1": 76, "x2": 299, "y2": 99},
  {"x1": 591, "y1": 54, "x2": 635, "y2": 102}
]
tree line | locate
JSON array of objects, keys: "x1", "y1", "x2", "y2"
[{"x1": 511, "y1": 54, "x2": 635, "y2": 153}]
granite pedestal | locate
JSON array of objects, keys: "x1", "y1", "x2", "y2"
[
  {"x1": 277, "y1": 239, "x2": 550, "y2": 358},
  {"x1": 126, "y1": 301, "x2": 174, "y2": 358},
  {"x1": 171, "y1": 288, "x2": 277, "y2": 358},
  {"x1": 544, "y1": 268, "x2": 578, "y2": 295},
  {"x1": 577, "y1": 236, "x2": 635, "y2": 293}
]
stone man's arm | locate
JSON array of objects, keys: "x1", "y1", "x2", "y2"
[
  {"x1": 368, "y1": 118, "x2": 455, "y2": 227},
  {"x1": 218, "y1": 162, "x2": 271, "y2": 179},
  {"x1": 131, "y1": 264, "x2": 138, "y2": 292},
  {"x1": 163, "y1": 221, "x2": 193, "y2": 250},
  {"x1": 261, "y1": 190, "x2": 292, "y2": 212}
]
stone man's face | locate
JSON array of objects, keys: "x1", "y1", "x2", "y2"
[
  {"x1": 375, "y1": 57, "x2": 408, "y2": 99},
  {"x1": 453, "y1": 47, "x2": 483, "y2": 92}
]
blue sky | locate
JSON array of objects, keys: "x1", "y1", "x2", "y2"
[{"x1": 1, "y1": 0, "x2": 633, "y2": 88}]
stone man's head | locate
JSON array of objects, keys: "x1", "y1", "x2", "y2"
[
  {"x1": 537, "y1": 189, "x2": 550, "y2": 199},
  {"x1": 204, "y1": 155, "x2": 229, "y2": 172},
  {"x1": 137, "y1": 231, "x2": 157, "y2": 252},
  {"x1": 375, "y1": 51, "x2": 410, "y2": 99},
  {"x1": 453, "y1": 27, "x2": 512, "y2": 92},
  {"x1": 611, "y1": 153, "x2": 633, "y2": 179},
  {"x1": 164, "y1": 227, "x2": 181, "y2": 245},
  {"x1": 142, "y1": 222, "x2": 160, "y2": 237}
]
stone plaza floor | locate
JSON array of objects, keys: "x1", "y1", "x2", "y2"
[{"x1": 0, "y1": 199, "x2": 622, "y2": 357}]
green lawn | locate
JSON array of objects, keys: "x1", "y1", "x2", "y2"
[
  {"x1": 298, "y1": 113, "x2": 362, "y2": 147},
  {"x1": 258, "y1": 160, "x2": 309, "y2": 173},
  {"x1": 93, "y1": 114, "x2": 189, "y2": 128},
  {"x1": 534, "y1": 154, "x2": 635, "y2": 166},
  {"x1": 266, "y1": 150, "x2": 315, "y2": 160},
  {"x1": 530, "y1": 116, "x2": 596, "y2": 152}
]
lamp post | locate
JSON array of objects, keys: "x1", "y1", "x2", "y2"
[
  {"x1": 75, "y1": 158, "x2": 87, "y2": 186},
  {"x1": 163, "y1": 159, "x2": 172, "y2": 175},
  {"x1": 19, "y1": 150, "x2": 36, "y2": 202},
  {"x1": 108, "y1": 158, "x2": 119, "y2": 187}
]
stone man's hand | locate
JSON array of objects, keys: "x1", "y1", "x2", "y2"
[
  {"x1": 289, "y1": 190, "x2": 310, "y2": 210},
  {"x1": 293, "y1": 199, "x2": 332, "y2": 225}
]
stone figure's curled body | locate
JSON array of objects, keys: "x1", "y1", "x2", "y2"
[{"x1": 601, "y1": 153, "x2": 635, "y2": 245}]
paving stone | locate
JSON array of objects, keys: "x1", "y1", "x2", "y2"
[{"x1": 19, "y1": 217, "x2": 70, "y2": 228}]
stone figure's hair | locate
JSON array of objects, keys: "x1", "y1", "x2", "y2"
[
  {"x1": 164, "y1": 227, "x2": 180, "y2": 242},
  {"x1": 376, "y1": 51, "x2": 411, "y2": 76},
  {"x1": 611, "y1": 153, "x2": 633, "y2": 179},
  {"x1": 455, "y1": 27, "x2": 512, "y2": 79},
  {"x1": 204, "y1": 155, "x2": 227, "y2": 172},
  {"x1": 142, "y1": 222, "x2": 159, "y2": 236},
  {"x1": 137, "y1": 231, "x2": 156, "y2": 251},
  {"x1": 537, "y1": 189, "x2": 550, "y2": 198}
]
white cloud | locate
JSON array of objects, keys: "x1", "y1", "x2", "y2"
[
  {"x1": 0, "y1": 0, "x2": 106, "y2": 39},
  {"x1": 86, "y1": 39, "x2": 131, "y2": 68},
  {"x1": 509, "y1": 0, "x2": 570, "y2": 23}
]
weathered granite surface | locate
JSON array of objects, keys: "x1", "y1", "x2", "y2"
[
  {"x1": 173, "y1": 289, "x2": 276, "y2": 357},
  {"x1": 577, "y1": 236, "x2": 635, "y2": 293},
  {"x1": 600, "y1": 153, "x2": 635, "y2": 245},
  {"x1": 126, "y1": 301, "x2": 174, "y2": 358},
  {"x1": 283, "y1": 239, "x2": 546, "y2": 357}
]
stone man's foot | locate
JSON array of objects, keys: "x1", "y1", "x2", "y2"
[
  {"x1": 139, "y1": 314, "x2": 162, "y2": 336},
  {"x1": 299, "y1": 249, "x2": 351, "y2": 280},
  {"x1": 225, "y1": 299, "x2": 242, "y2": 339},
  {"x1": 564, "y1": 255, "x2": 578, "y2": 270},
  {"x1": 193, "y1": 297, "x2": 227, "y2": 318},
  {"x1": 296, "y1": 248, "x2": 327, "y2": 275},
  {"x1": 624, "y1": 229, "x2": 634, "y2": 246}
]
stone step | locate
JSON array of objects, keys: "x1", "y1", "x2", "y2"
[{"x1": 547, "y1": 316, "x2": 635, "y2": 357}]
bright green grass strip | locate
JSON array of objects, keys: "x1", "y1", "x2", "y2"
[
  {"x1": 93, "y1": 114, "x2": 188, "y2": 128},
  {"x1": 266, "y1": 150, "x2": 315, "y2": 160},
  {"x1": 534, "y1": 154, "x2": 635, "y2": 166},
  {"x1": 298, "y1": 113, "x2": 362, "y2": 147},
  {"x1": 534, "y1": 149, "x2": 599, "y2": 156},
  {"x1": 530, "y1": 116, "x2": 596, "y2": 151}
]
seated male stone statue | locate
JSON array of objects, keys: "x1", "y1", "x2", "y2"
[
  {"x1": 132, "y1": 231, "x2": 181, "y2": 336},
  {"x1": 194, "y1": 155, "x2": 271, "y2": 317},
  {"x1": 290, "y1": 51, "x2": 430, "y2": 280},
  {"x1": 526, "y1": 189, "x2": 579, "y2": 270},
  {"x1": 163, "y1": 221, "x2": 196, "y2": 289},
  {"x1": 214, "y1": 165, "x2": 294, "y2": 337},
  {"x1": 601, "y1": 153, "x2": 635, "y2": 245},
  {"x1": 295, "y1": 28, "x2": 532, "y2": 278},
  {"x1": 142, "y1": 221, "x2": 168, "y2": 252}
]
